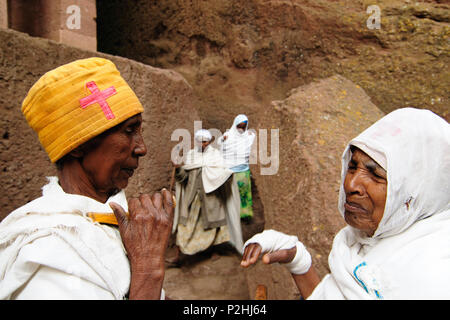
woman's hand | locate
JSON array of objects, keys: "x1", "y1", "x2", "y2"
[
  {"x1": 240, "y1": 229, "x2": 299, "y2": 269},
  {"x1": 240, "y1": 243, "x2": 297, "y2": 267},
  {"x1": 240, "y1": 230, "x2": 320, "y2": 299},
  {"x1": 171, "y1": 160, "x2": 184, "y2": 168},
  {"x1": 240, "y1": 230, "x2": 312, "y2": 274},
  {"x1": 110, "y1": 188, "x2": 174, "y2": 299}
]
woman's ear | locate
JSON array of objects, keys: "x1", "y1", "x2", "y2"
[{"x1": 69, "y1": 134, "x2": 103, "y2": 159}]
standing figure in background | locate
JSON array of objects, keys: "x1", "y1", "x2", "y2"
[
  {"x1": 219, "y1": 114, "x2": 256, "y2": 219},
  {"x1": 172, "y1": 129, "x2": 243, "y2": 262}
]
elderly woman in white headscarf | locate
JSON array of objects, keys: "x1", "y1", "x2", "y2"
[
  {"x1": 240, "y1": 108, "x2": 450, "y2": 299},
  {"x1": 171, "y1": 129, "x2": 244, "y2": 262},
  {"x1": 218, "y1": 114, "x2": 256, "y2": 219}
]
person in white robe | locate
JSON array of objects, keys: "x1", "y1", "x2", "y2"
[
  {"x1": 218, "y1": 114, "x2": 256, "y2": 219},
  {"x1": 172, "y1": 129, "x2": 244, "y2": 259},
  {"x1": 240, "y1": 108, "x2": 450, "y2": 299}
]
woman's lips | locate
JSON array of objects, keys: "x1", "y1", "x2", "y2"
[
  {"x1": 122, "y1": 168, "x2": 135, "y2": 177},
  {"x1": 344, "y1": 201, "x2": 368, "y2": 214}
]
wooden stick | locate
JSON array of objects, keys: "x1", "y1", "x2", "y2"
[
  {"x1": 254, "y1": 284, "x2": 267, "y2": 300},
  {"x1": 168, "y1": 165, "x2": 178, "y2": 208},
  {"x1": 169, "y1": 145, "x2": 183, "y2": 206},
  {"x1": 169, "y1": 166, "x2": 176, "y2": 193}
]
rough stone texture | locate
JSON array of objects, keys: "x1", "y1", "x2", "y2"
[
  {"x1": 164, "y1": 246, "x2": 250, "y2": 300},
  {"x1": 0, "y1": 0, "x2": 7, "y2": 29},
  {"x1": 97, "y1": 0, "x2": 449, "y2": 131},
  {"x1": 244, "y1": 75, "x2": 385, "y2": 299},
  {"x1": 0, "y1": 28, "x2": 200, "y2": 220},
  {"x1": 7, "y1": 0, "x2": 97, "y2": 51}
]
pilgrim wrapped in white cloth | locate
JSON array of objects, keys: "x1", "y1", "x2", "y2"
[
  {"x1": 218, "y1": 114, "x2": 256, "y2": 219},
  {"x1": 243, "y1": 108, "x2": 450, "y2": 299},
  {"x1": 173, "y1": 129, "x2": 244, "y2": 256},
  {"x1": 218, "y1": 114, "x2": 255, "y2": 172}
]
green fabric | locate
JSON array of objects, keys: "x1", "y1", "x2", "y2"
[{"x1": 235, "y1": 170, "x2": 254, "y2": 219}]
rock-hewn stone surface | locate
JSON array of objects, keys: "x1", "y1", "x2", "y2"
[{"x1": 97, "y1": 0, "x2": 449, "y2": 129}]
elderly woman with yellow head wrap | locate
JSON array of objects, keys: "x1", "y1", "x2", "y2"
[{"x1": 0, "y1": 58, "x2": 174, "y2": 300}]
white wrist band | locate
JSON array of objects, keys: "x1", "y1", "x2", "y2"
[
  {"x1": 285, "y1": 241, "x2": 312, "y2": 275},
  {"x1": 244, "y1": 229, "x2": 312, "y2": 275},
  {"x1": 244, "y1": 229, "x2": 298, "y2": 253}
]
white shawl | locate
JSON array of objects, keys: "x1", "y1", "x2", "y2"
[
  {"x1": 0, "y1": 177, "x2": 136, "y2": 299},
  {"x1": 219, "y1": 114, "x2": 255, "y2": 169},
  {"x1": 309, "y1": 108, "x2": 450, "y2": 299},
  {"x1": 174, "y1": 147, "x2": 243, "y2": 254},
  {"x1": 182, "y1": 145, "x2": 233, "y2": 193}
]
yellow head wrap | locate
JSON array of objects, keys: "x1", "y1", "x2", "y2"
[{"x1": 22, "y1": 57, "x2": 144, "y2": 163}]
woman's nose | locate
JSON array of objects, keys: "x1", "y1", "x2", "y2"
[
  {"x1": 345, "y1": 171, "x2": 365, "y2": 196},
  {"x1": 134, "y1": 133, "x2": 147, "y2": 157}
]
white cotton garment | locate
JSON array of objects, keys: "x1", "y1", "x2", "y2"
[
  {"x1": 0, "y1": 177, "x2": 165, "y2": 300},
  {"x1": 309, "y1": 108, "x2": 450, "y2": 300},
  {"x1": 182, "y1": 145, "x2": 234, "y2": 193},
  {"x1": 218, "y1": 114, "x2": 256, "y2": 170}
]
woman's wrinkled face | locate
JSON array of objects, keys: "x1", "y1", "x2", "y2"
[
  {"x1": 80, "y1": 114, "x2": 147, "y2": 196},
  {"x1": 343, "y1": 147, "x2": 387, "y2": 237}
]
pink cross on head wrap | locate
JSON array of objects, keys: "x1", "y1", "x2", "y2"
[{"x1": 79, "y1": 81, "x2": 117, "y2": 120}]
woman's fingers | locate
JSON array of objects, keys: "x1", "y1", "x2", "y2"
[
  {"x1": 262, "y1": 247, "x2": 297, "y2": 265},
  {"x1": 240, "y1": 246, "x2": 252, "y2": 267},
  {"x1": 241, "y1": 245, "x2": 297, "y2": 268},
  {"x1": 161, "y1": 188, "x2": 175, "y2": 221},
  {"x1": 117, "y1": 192, "x2": 174, "y2": 267},
  {"x1": 139, "y1": 194, "x2": 156, "y2": 215},
  {"x1": 150, "y1": 192, "x2": 162, "y2": 210},
  {"x1": 240, "y1": 243, "x2": 262, "y2": 268},
  {"x1": 127, "y1": 197, "x2": 142, "y2": 218},
  {"x1": 109, "y1": 201, "x2": 128, "y2": 227},
  {"x1": 241, "y1": 244, "x2": 255, "y2": 264}
]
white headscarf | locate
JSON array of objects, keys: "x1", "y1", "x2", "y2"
[
  {"x1": 219, "y1": 114, "x2": 255, "y2": 169},
  {"x1": 194, "y1": 129, "x2": 212, "y2": 142},
  {"x1": 309, "y1": 108, "x2": 450, "y2": 299}
]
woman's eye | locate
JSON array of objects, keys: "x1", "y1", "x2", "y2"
[
  {"x1": 370, "y1": 170, "x2": 386, "y2": 180},
  {"x1": 374, "y1": 173, "x2": 386, "y2": 180},
  {"x1": 125, "y1": 126, "x2": 138, "y2": 135}
]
